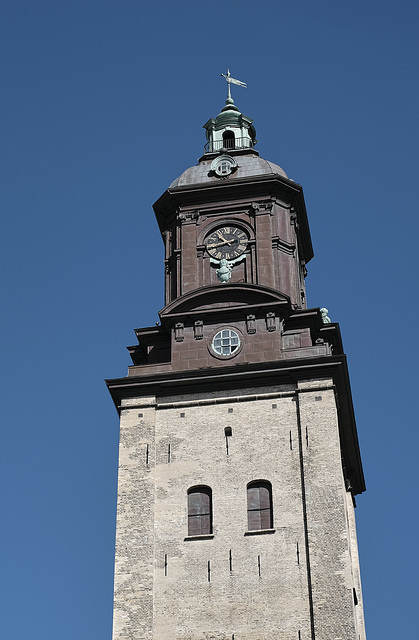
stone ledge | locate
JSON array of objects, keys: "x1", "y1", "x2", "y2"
[{"x1": 244, "y1": 528, "x2": 276, "y2": 536}]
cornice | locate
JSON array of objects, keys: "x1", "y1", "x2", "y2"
[{"x1": 160, "y1": 282, "x2": 290, "y2": 317}]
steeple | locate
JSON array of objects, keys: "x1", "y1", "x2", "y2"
[
  {"x1": 155, "y1": 90, "x2": 310, "y2": 308},
  {"x1": 203, "y1": 99, "x2": 257, "y2": 154},
  {"x1": 203, "y1": 71, "x2": 257, "y2": 154},
  {"x1": 106, "y1": 82, "x2": 367, "y2": 640}
]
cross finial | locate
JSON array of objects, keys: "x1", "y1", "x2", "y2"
[{"x1": 221, "y1": 69, "x2": 247, "y2": 102}]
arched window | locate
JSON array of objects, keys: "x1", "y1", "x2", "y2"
[
  {"x1": 247, "y1": 481, "x2": 273, "y2": 531},
  {"x1": 188, "y1": 486, "x2": 212, "y2": 536},
  {"x1": 222, "y1": 130, "x2": 235, "y2": 149}
]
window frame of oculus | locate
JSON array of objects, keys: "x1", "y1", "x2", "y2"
[{"x1": 210, "y1": 328, "x2": 241, "y2": 358}]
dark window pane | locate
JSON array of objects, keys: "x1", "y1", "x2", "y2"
[
  {"x1": 188, "y1": 493, "x2": 202, "y2": 515},
  {"x1": 247, "y1": 486, "x2": 261, "y2": 510},
  {"x1": 188, "y1": 515, "x2": 202, "y2": 536},
  {"x1": 199, "y1": 514, "x2": 211, "y2": 534},
  {"x1": 188, "y1": 487, "x2": 212, "y2": 535},
  {"x1": 188, "y1": 491, "x2": 210, "y2": 515},
  {"x1": 259, "y1": 485, "x2": 271, "y2": 509},
  {"x1": 188, "y1": 513, "x2": 211, "y2": 536},
  {"x1": 260, "y1": 508, "x2": 272, "y2": 530},
  {"x1": 247, "y1": 481, "x2": 273, "y2": 531},
  {"x1": 248, "y1": 510, "x2": 261, "y2": 531}
]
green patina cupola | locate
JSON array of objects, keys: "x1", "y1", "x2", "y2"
[{"x1": 203, "y1": 96, "x2": 257, "y2": 154}]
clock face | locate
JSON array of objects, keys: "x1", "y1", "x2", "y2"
[{"x1": 205, "y1": 226, "x2": 248, "y2": 260}]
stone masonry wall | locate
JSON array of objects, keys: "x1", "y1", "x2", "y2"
[
  {"x1": 298, "y1": 379, "x2": 363, "y2": 639},
  {"x1": 345, "y1": 491, "x2": 367, "y2": 640},
  {"x1": 113, "y1": 395, "x2": 157, "y2": 640},
  {"x1": 112, "y1": 379, "x2": 363, "y2": 640}
]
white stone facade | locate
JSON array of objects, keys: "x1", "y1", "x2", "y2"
[{"x1": 112, "y1": 378, "x2": 366, "y2": 640}]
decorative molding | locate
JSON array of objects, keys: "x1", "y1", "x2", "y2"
[
  {"x1": 175, "y1": 322, "x2": 184, "y2": 342},
  {"x1": 117, "y1": 386, "x2": 336, "y2": 413},
  {"x1": 194, "y1": 320, "x2": 204, "y2": 340},
  {"x1": 251, "y1": 201, "x2": 274, "y2": 215},
  {"x1": 272, "y1": 236, "x2": 296, "y2": 255},
  {"x1": 290, "y1": 207, "x2": 299, "y2": 230},
  {"x1": 272, "y1": 197, "x2": 290, "y2": 209},
  {"x1": 246, "y1": 314, "x2": 256, "y2": 334},
  {"x1": 266, "y1": 311, "x2": 276, "y2": 332},
  {"x1": 178, "y1": 209, "x2": 199, "y2": 223}
]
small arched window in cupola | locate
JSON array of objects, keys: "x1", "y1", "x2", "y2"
[{"x1": 222, "y1": 130, "x2": 235, "y2": 150}]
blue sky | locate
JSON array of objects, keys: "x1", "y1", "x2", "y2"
[{"x1": 1, "y1": 1, "x2": 418, "y2": 638}]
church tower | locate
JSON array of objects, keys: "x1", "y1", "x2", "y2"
[{"x1": 107, "y1": 79, "x2": 366, "y2": 640}]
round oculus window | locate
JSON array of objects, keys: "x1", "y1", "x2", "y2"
[
  {"x1": 210, "y1": 154, "x2": 237, "y2": 177},
  {"x1": 212, "y1": 329, "x2": 240, "y2": 357}
]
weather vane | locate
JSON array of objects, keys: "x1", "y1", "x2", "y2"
[{"x1": 221, "y1": 69, "x2": 247, "y2": 101}]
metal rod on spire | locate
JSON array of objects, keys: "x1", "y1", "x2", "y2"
[{"x1": 221, "y1": 69, "x2": 247, "y2": 102}]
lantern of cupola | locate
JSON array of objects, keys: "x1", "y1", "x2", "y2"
[
  {"x1": 203, "y1": 96, "x2": 257, "y2": 154},
  {"x1": 202, "y1": 70, "x2": 257, "y2": 154}
]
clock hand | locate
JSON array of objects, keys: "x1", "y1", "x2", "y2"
[{"x1": 207, "y1": 239, "x2": 234, "y2": 249}]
